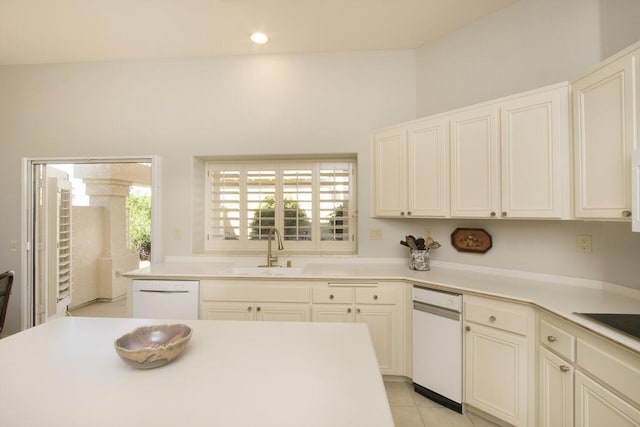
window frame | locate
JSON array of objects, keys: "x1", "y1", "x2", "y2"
[{"x1": 204, "y1": 158, "x2": 357, "y2": 255}]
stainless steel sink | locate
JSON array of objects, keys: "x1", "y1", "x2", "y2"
[{"x1": 227, "y1": 266, "x2": 306, "y2": 276}]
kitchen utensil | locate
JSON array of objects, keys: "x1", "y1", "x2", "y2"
[
  {"x1": 400, "y1": 240, "x2": 410, "y2": 248},
  {"x1": 406, "y1": 235, "x2": 418, "y2": 250},
  {"x1": 415, "y1": 238, "x2": 426, "y2": 250}
]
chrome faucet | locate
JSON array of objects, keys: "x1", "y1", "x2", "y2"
[{"x1": 261, "y1": 227, "x2": 284, "y2": 268}]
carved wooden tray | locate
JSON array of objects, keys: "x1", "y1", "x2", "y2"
[{"x1": 450, "y1": 228, "x2": 492, "y2": 253}]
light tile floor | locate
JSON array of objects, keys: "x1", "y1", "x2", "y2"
[
  {"x1": 384, "y1": 380, "x2": 499, "y2": 427},
  {"x1": 69, "y1": 298, "x2": 128, "y2": 318}
]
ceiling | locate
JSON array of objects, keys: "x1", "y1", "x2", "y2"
[{"x1": 0, "y1": 0, "x2": 515, "y2": 66}]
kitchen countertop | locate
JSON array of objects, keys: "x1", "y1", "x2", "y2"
[
  {"x1": 0, "y1": 317, "x2": 392, "y2": 427},
  {"x1": 125, "y1": 258, "x2": 640, "y2": 354}
]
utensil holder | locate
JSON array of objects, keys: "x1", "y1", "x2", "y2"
[{"x1": 409, "y1": 249, "x2": 430, "y2": 271}]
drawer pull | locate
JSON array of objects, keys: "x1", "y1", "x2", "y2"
[
  {"x1": 465, "y1": 326, "x2": 471, "y2": 332},
  {"x1": 357, "y1": 308, "x2": 361, "y2": 314},
  {"x1": 489, "y1": 315, "x2": 496, "y2": 323},
  {"x1": 256, "y1": 306, "x2": 261, "y2": 312},
  {"x1": 490, "y1": 211, "x2": 496, "y2": 217},
  {"x1": 373, "y1": 295, "x2": 378, "y2": 300},
  {"x1": 247, "y1": 306, "x2": 252, "y2": 312},
  {"x1": 329, "y1": 294, "x2": 334, "y2": 300},
  {"x1": 347, "y1": 308, "x2": 352, "y2": 313},
  {"x1": 547, "y1": 335, "x2": 558, "y2": 343},
  {"x1": 501, "y1": 212, "x2": 507, "y2": 217},
  {"x1": 560, "y1": 365, "x2": 570, "y2": 373},
  {"x1": 622, "y1": 210, "x2": 632, "y2": 217},
  {"x1": 400, "y1": 212, "x2": 405, "y2": 216}
]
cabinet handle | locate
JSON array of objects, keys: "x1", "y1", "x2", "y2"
[
  {"x1": 407, "y1": 211, "x2": 412, "y2": 216},
  {"x1": 465, "y1": 326, "x2": 471, "y2": 332},
  {"x1": 547, "y1": 335, "x2": 557, "y2": 343},
  {"x1": 400, "y1": 211, "x2": 405, "y2": 216},
  {"x1": 560, "y1": 365, "x2": 570, "y2": 373},
  {"x1": 256, "y1": 306, "x2": 261, "y2": 312},
  {"x1": 347, "y1": 308, "x2": 352, "y2": 313},
  {"x1": 357, "y1": 308, "x2": 361, "y2": 314},
  {"x1": 622, "y1": 210, "x2": 632, "y2": 217},
  {"x1": 489, "y1": 315, "x2": 496, "y2": 323},
  {"x1": 373, "y1": 295, "x2": 378, "y2": 300},
  {"x1": 247, "y1": 306, "x2": 252, "y2": 312},
  {"x1": 501, "y1": 212, "x2": 507, "y2": 217},
  {"x1": 329, "y1": 294, "x2": 334, "y2": 300},
  {"x1": 490, "y1": 211, "x2": 496, "y2": 217}
]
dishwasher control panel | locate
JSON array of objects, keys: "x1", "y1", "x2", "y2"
[{"x1": 413, "y1": 286, "x2": 461, "y2": 312}]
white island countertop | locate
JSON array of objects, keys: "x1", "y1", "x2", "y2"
[
  {"x1": 125, "y1": 258, "x2": 640, "y2": 354},
  {"x1": 0, "y1": 317, "x2": 393, "y2": 427}
]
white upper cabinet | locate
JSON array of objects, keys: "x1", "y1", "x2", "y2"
[
  {"x1": 450, "y1": 84, "x2": 570, "y2": 219},
  {"x1": 372, "y1": 127, "x2": 407, "y2": 217},
  {"x1": 572, "y1": 48, "x2": 639, "y2": 219},
  {"x1": 500, "y1": 86, "x2": 570, "y2": 218},
  {"x1": 450, "y1": 104, "x2": 500, "y2": 217},
  {"x1": 407, "y1": 117, "x2": 450, "y2": 217},
  {"x1": 372, "y1": 117, "x2": 449, "y2": 217}
]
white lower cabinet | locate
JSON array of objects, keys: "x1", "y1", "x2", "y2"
[
  {"x1": 311, "y1": 282, "x2": 405, "y2": 376},
  {"x1": 463, "y1": 295, "x2": 535, "y2": 426},
  {"x1": 538, "y1": 312, "x2": 640, "y2": 427},
  {"x1": 200, "y1": 280, "x2": 312, "y2": 322},
  {"x1": 539, "y1": 346, "x2": 574, "y2": 427},
  {"x1": 575, "y1": 371, "x2": 640, "y2": 426}
]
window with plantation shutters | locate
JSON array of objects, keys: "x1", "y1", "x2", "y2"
[{"x1": 205, "y1": 159, "x2": 356, "y2": 253}]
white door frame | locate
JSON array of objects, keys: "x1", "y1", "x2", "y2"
[{"x1": 20, "y1": 155, "x2": 162, "y2": 330}]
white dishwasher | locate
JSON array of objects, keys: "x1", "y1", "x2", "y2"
[
  {"x1": 132, "y1": 280, "x2": 199, "y2": 320},
  {"x1": 412, "y1": 285, "x2": 463, "y2": 413}
]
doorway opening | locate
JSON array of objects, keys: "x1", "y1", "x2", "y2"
[{"x1": 23, "y1": 158, "x2": 159, "y2": 327}]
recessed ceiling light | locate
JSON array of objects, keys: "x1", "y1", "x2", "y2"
[{"x1": 250, "y1": 32, "x2": 269, "y2": 45}]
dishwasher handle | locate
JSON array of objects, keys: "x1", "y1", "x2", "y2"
[
  {"x1": 413, "y1": 301, "x2": 460, "y2": 321},
  {"x1": 136, "y1": 290, "x2": 191, "y2": 294}
]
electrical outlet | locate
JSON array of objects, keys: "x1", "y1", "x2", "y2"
[
  {"x1": 174, "y1": 228, "x2": 182, "y2": 241},
  {"x1": 10, "y1": 240, "x2": 17, "y2": 252},
  {"x1": 369, "y1": 228, "x2": 383, "y2": 240},
  {"x1": 576, "y1": 234, "x2": 592, "y2": 254}
]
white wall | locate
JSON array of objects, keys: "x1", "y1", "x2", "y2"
[
  {"x1": 412, "y1": 0, "x2": 640, "y2": 289},
  {"x1": 600, "y1": 0, "x2": 640, "y2": 58},
  {"x1": 416, "y1": 0, "x2": 602, "y2": 117},
  {"x1": 0, "y1": 50, "x2": 416, "y2": 335}
]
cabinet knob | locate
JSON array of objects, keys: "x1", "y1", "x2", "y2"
[
  {"x1": 547, "y1": 335, "x2": 557, "y2": 343},
  {"x1": 373, "y1": 295, "x2": 378, "y2": 300},
  {"x1": 501, "y1": 212, "x2": 507, "y2": 217},
  {"x1": 357, "y1": 308, "x2": 361, "y2": 314},
  {"x1": 622, "y1": 210, "x2": 632, "y2": 217},
  {"x1": 247, "y1": 306, "x2": 252, "y2": 312},
  {"x1": 347, "y1": 308, "x2": 352, "y2": 313},
  {"x1": 490, "y1": 211, "x2": 496, "y2": 217},
  {"x1": 489, "y1": 315, "x2": 496, "y2": 323},
  {"x1": 560, "y1": 365, "x2": 570, "y2": 373},
  {"x1": 407, "y1": 211, "x2": 412, "y2": 216},
  {"x1": 256, "y1": 306, "x2": 261, "y2": 312},
  {"x1": 400, "y1": 211, "x2": 405, "y2": 216},
  {"x1": 329, "y1": 294, "x2": 334, "y2": 300},
  {"x1": 465, "y1": 326, "x2": 471, "y2": 332}
]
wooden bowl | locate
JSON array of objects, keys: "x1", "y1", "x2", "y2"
[{"x1": 114, "y1": 324, "x2": 192, "y2": 369}]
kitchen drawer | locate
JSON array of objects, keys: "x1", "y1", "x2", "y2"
[
  {"x1": 355, "y1": 287, "x2": 397, "y2": 305},
  {"x1": 540, "y1": 318, "x2": 576, "y2": 362},
  {"x1": 201, "y1": 285, "x2": 310, "y2": 303},
  {"x1": 464, "y1": 297, "x2": 529, "y2": 335},
  {"x1": 312, "y1": 287, "x2": 354, "y2": 304},
  {"x1": 577, "y1": 338, "x2": 640, "y2": 404}
]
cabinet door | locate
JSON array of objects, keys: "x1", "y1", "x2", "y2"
[
  {"x1": 500, "y1": 86, "x2": 569, "y2": 218},
  {"x1": 573, "y1": 54, "x2": 636, "y2": 219},
  {"x1": 575, "y1": 371, "x2": 640, "y2": 426},
  {"x1": 465, "y1": 322, "x2": 528, "y2": 426},
  {"x1": 450, "y1": 105, "x2": 500, "y2": 217},
  {"x1": 311, "y1": 304, "x2": 354, "y2": 322},
  {"x1": 256, "y1": 303, "x2": 311, "y2": 322},
  {"x1": 356, "y1": 305, "x2": 396, "y2": 375},
  {"x1": 539, "y1": 346, "x2": 574, "y2": 427},
  {"x1": 372, "y1": 127, "x2": 407, "y2": 217},
  {"x1": 201, "y1": 302, "x2": 254, "y2": 320},
  {"x1": 407, "y1": 117, "x2": 449, "y2": 217}
]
